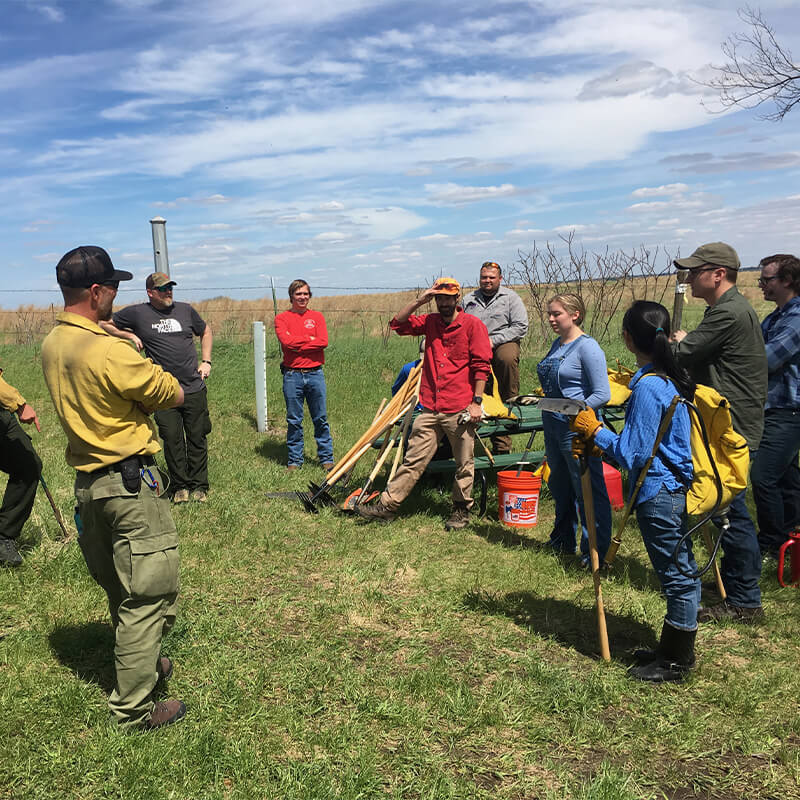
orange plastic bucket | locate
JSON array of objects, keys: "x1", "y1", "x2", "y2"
[{"x1": 498, "y1": 470, "x2": 542, "y2": 528}]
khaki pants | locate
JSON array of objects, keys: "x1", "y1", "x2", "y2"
[
  {"x1": 74, "y1": 467, "x2": 180, "y2": 727},
  {"x1": 491, "y1": 341, "x2": 520, "y2": 455},
  {"x1": 381, "y1": 410, "x2": 477, "y2": 511}
]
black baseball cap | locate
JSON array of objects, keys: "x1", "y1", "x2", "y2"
[{"x1": 55, "y1": 246, "x2": 133, "y2": 288}]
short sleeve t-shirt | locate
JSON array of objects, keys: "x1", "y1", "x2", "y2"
[{"x1": 113, "y1": 302, "x2": 207, "y2": 393}]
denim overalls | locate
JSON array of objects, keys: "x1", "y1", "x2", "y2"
[{"x1": 537, "y1": 337, "x2": 612, "y2": 561}]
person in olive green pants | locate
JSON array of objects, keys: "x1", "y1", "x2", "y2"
[
  {"x1": 42, "y1": 245, "x2": 187, "y2": 731},
  {"x1": 0, "y1": 373, "x2": 42, "y2": 567}
]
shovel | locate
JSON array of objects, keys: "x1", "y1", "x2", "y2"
[{"x1": 538, "y1": 397, "x2": 611, "y2": 662}]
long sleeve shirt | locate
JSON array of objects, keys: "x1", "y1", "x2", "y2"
[
  {"x1": 41, "y1": 312, "x2": 181, "y2": 472},
  {"x1": 761, "y1": 295, "x2": 800, "y2": 410},
  {"x1": 390, "y1": 311, "x2": 492, "y2": 413},
  {"x1": 274, "y1": 308, "x2": 328, "y2": 369},
  {"x1": 542, "y1": 335, "x2": 611, "y2": 409},
  {"x1": 0, "y1": 371, "x2": 25, "y2": 412},
  {"x1": 461, "y1": 286, "x2": 528, "y2": 347},
  {"x1": 594, "y1": 366, "x2": 693, "y2": 507},
  {"x1": 672, "y1": 286, "x2": 767, "y2": 449}
]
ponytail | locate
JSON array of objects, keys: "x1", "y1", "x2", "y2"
[{"x1": 622, "y1": 300, "x2": 695, "y2": 400}]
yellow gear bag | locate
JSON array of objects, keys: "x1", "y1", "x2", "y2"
[
  {"x1": 607, "y1": 362, "x2": 636, "y2": 406},
  {"x1": 482, "y1": 368, "x2": 516, "y2": 419},
  {"x1": 683, "y1": 383, "x2": 749, "y2": 516}
]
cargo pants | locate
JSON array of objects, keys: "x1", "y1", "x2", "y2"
[
  {"x1": 74, "y1": 466, "x2": 180, "y2": 727},
  {"x1": 381, "y1": 410, "x2": 477, "y2": 511}
]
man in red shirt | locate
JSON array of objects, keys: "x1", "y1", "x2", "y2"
[
  {"x1": 274, "y1": 280, "x2": 333, "y2": 470},
  {"x1": 356, "y1": 277, "x2": 492, "y2": 530}
]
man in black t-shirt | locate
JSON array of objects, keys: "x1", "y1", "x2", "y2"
[{"x1": 101, "y1": 272, "x2": 213, "y2": 503}]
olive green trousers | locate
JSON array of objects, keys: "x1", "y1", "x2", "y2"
[{"x1": 75, "y1": 467, "x2": 180, "y2": 727}]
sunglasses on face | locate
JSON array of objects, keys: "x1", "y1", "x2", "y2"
[
  {"x1": 758, "y1": 275, "x2": 779, "y2": 286},
  {"x1": 685, "y1": 266, "x2": 719, "y2": 278},
  {"x1": 154, "y1": 285, "x2": 174, "y2": 293}
]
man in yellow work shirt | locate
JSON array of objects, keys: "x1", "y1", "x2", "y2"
[
  {"x1": 0, "y1": 371, "x2": 42, "y2": 567},
  {"x1": 42, "y1": 245, "x2": 187, "y2": 731}
]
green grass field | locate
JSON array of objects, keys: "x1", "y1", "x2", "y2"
[{"x1": 1, "y1": 301, "x2": 799, "y2": 799}]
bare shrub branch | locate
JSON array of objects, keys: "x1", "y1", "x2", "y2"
[{"x1": 509, "y1": 234, "x2": 675, "y2": 344}]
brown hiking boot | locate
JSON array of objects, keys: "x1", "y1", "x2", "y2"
[
  {"x1": 172, "y1": 489, "x2": 190, "y2": 504},
  {"x1": 323, "y1": 462, "x2": 334, "y2": 471},
  {"x1": 191, "y1": 490, "x2": 207, "y2": 503},
  {"x1": 697, "y1": 600, "x2": 764, "y2": 624},
  {"x1": 143, "y1": 699, "x2": 186, "y2": 730},
  {"x1": 445, "y1": 503, "x2": 470, "y2": 531},
  {"x1": 354, "y1": 500, "x2": 397, "y2": 523},
  {"x1": 287, "y1": 465, "x2": 300, "y2": 473}
]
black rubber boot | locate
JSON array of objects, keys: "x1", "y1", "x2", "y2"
[{"x1": 629, "y1": 622, "x2": 696, "y2": 683}]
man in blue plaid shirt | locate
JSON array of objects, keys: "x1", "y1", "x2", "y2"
[{"x1": 750, "y1": 254, "x2": 800, "y2": 558}]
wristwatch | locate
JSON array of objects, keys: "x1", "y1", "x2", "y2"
[{"x1": 473, "y1": 395, "x2": 482, "y2": 405}]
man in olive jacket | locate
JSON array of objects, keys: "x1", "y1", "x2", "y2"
[{"x1": 672, "y1": 242, "x2": 767, "y2": 624}]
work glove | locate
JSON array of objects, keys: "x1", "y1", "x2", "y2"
[
  {"x1": 571, "y1": 436, "x2": 603, "y2": 460},
  {"x1": 506, "y1": 394, "x2": 539, "y2": 406},
  {"x1": 457, "y1": 409, "x2": 487, "y2": 424},
  {"x1": 569, "y1": 408, "x2": 603, "y2": 440}
]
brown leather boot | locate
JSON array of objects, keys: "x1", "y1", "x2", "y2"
[
  {"x1": 144, "y1": 699, "x2": 186, "y2": 730},
  {"x1": 445, "y1": 502, "x2": 470, "y2": 531},
  {"x1": 354, "y1": 500, "x2": 397, "y2": 523}
]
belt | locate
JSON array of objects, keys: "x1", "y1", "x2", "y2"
[
  {"x1": 284, "y1": 366, "x2": 322, "y2": 373},
  {"x1": 103, "y1": 454, "x2": 156, "y2": 475}
]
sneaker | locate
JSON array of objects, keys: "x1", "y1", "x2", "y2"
[
  {"x1": 697, "y1": 600, "x2": 764, "y2": 624},
  {"x1": 191, "y1": 490, "x2": 207, "y2": 503},
  {"x1": 354, "y1": 501, "x2": 397, "y2": 523},
  {"x1": 0, "y1": 537, "x2": 22, "y2": 568},
  {"x1": 172, "y1": 489, "x2": 190, "y2": 504},
  {"x1": 143, "y1": 699, "x2": 186, "y2": 730},
  {"x1": 444, "y1": 504, "x2": 470, "y2": 531}
]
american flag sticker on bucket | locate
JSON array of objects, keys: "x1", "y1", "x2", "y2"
[{"x1": 501, "y1": 490, "x2": 539, "y2": 526}]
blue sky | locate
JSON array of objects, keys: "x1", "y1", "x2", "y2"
[{"x1": 4, "y1": 0, "x2": 800, "y2": 304}]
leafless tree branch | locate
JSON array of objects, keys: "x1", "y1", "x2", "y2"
[{"x1": 700, "y1": 6, "x2": 800, "y2": 121}]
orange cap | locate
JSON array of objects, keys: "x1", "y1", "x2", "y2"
[{"x1": 431, "y1": 277, "x2": 461, "y2": 295}]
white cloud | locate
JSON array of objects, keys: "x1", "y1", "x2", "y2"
[
  {"x1": 313, "y1": 232, "x2": 350, "y2": 241},
  {"x1": 631, "y1": 183, "x2": 690, "y2": 198},
  {"x1": 425, "y1": 183, "x2": 521, "y2": 206}
]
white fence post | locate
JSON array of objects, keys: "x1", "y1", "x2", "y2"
[{"x1": 253, "y1": 321, "x2": 267, "y2": 432}]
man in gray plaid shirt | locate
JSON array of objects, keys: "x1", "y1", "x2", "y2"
[{"x1": 750, "y1": 254, "x2": 800, "y2": 558}]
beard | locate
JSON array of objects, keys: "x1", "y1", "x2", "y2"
[{"x1": 97, "y1": 293, "x2": 114, "y2": 321}]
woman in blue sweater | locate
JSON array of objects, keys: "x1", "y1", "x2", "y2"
[
  {"x1": 572, "y1": 300, "x2": 700, "y2": 682},
  {"x1": 537, "y1": 293, "x2": 612, "y2": 564}
]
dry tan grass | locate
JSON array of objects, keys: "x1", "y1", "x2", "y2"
[{"x1": 0, "y1": 274, "x2": 769, "y2": 345}]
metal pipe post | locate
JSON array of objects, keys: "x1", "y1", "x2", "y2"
[{"x1": 149, "y1": 216, "x2": 170, "y2": 275}]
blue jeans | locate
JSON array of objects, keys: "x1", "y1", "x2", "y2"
[
  {"x1": 713, "y1": 485, "x2": 762, "y2": 608},
  {"x1": 543, "y1": 414, "x2": 612, "y2": 561},
  {"x1": 636, "y1": 487, "x2": 700, "y2": 631},
  {"x1": 751, "y1": 409, "x2": 800, "y2": 555},
  {"x1": 282, "y1": 368, "x2": 333, "y2": 467}
]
